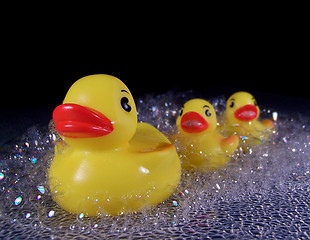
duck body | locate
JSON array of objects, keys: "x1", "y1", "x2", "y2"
[
  {"x1": 174, "y1": 99, "x2": 239, "y2": 171},
  {"x1": 177, "y1": 131, "x2": 238, "y2": 170},
  {"x1": 222, "y1": 91, "x2": 274, "y2": 144},
  {"x1": 224, "y1": 117, "x2": 273, "y2": 139},
  {"x1": 48, "y1": 74, "x2": 181, "y2": 216},
  {"x1": 49, "y1": 122, "x2": 180, "y2": 216}
]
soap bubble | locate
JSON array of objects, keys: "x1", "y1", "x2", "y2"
[{"x1": 14, "y1": 197, "x2": 22, "y2": 205}]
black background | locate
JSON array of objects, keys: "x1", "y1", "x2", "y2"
[
  {"x1": 2, "y1": 42, "x2": 307, "y2": 111},
  {"x1": 1, "y1": 11, "x2": 308, "y2": 111}
]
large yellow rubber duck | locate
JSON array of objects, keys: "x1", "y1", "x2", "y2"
[
  {"x1": 222, "y1": 91, "x2": 274, "y2": 143},
  {"x1": 48, "y1": 74, "x2": 181, "y2": 216},
  {"x1": 174, "y1": 99, "x2": 239, "y2": 171}
]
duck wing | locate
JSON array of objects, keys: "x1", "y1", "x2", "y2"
[{"x1": 128, "y1": 122, "x2": 174, "y2": 153}]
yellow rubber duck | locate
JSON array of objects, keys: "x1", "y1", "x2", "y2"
[
  {"x1": 174, "y1": 99, "x2": 239, "y2": 171},
  {"x1": 222, "y1": 91, "x2": 274, "y2": 144},
  {"x1": 48, "y1": 74, "x2": 181, "y2": 216}
]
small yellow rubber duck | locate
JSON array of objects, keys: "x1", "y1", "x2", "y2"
[
  {"x1": 48, "y1": 74, "x2": 181, "y2": 216},
  {"x1": 174, "y1": 99, "x2": 239, "y2": 171},
  {"x1": 222, "y1": 91, "x2": 274, "y2": 143}
]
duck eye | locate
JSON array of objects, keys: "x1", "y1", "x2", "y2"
[
  {"x1": 254, "y1": 99, "x2": 258, "y2": 106},
  {"x1": 179, "y1": 108, "x2": 183, "y2": 116},
  {"x1": 121, "y1": 97, "x2": 131, "y2": 112},
  {"x1": 205, "y1": 109, "x2": 211, "y2": 117},
  {"x1": 230, "y1": 101, "x2": 234, "y2": 108}
]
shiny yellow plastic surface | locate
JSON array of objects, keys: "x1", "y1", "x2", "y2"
[
  {"x1": 48, "y1": 74, "x2": 181, "y2": 216},
  {"x1": 223, "y1": 91, "x2": 274, "y2": 143},
  {"x1": 175, "y1": 99, "x2": 239, "y2": 171}
]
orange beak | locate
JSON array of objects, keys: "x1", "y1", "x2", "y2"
[
  {"x1": 53, "y1": 103, "x2": 113, "y2": 138},
  {"x1": 181, "y1": 112, "x2": 208, "y2": 133},
  {"x1": 234, "y1": 104, "x2": 258, "y2": 121}
]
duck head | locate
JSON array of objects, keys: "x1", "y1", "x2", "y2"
[
  {"x1": 176, "y1": 99, "x2": 217, "y2": 135},
  {"x1": 226, "y1": 91, "x2": 260, "y2": 124},
  {"x1": 53, "y1": 74, "x2": 137, "y2": 149}
]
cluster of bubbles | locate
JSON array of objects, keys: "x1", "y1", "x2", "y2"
[{"x1": 1, "y1": 90, "x2": 310, "y2": 238}]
